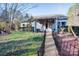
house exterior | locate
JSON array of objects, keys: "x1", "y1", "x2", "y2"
[
  {"x1": 33, "y1": 15, "x2": 68, "y2": 32},
  {"x1": 20, "y1": 22, "x2": 29, "y2": 31},
  {"x1": 52, "y1": 16, "x2": 67, "y2": 32}
]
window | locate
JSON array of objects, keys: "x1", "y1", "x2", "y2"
[
  {"x1": 58, "y1": 22, "x2": 60, "y2": 28},
  {"x1": 62, "y1": 22, "x2": 66, "y2": 26},
  {"x1": 23, "y1": 24, "x2": 25, "y2": 27},
  {"x1": 58, "y1": 22, "x2": 60, "y2": 25}
]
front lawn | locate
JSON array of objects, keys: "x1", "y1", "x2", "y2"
[{"x1": 0, "y1": 31, "x2": 44, "y2": 56}]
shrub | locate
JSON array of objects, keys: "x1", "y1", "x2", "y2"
[{"x1": 0, "y1": 22, "x2": 6, "y2": 29}]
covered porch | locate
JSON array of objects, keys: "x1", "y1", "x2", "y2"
[{"x1": 32, "y1": 16, "x2": 55, "y2": 32}]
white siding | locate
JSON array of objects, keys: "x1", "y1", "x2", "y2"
[{"x1": 20, "y1": 23, "x2": 28, "y2": 27}]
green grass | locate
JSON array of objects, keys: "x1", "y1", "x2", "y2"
[{"x1": 0, "y1": 31, "x2": 44, "y2": 56}]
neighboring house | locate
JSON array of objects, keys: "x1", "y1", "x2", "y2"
[
  {"x1": 20, "y1": 22, "x2": 29, "y2": 31},
  {"x1": 20, "y1": 22, "x2": 28, "y2": 28}
]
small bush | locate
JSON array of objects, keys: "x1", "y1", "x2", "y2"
[{"x1": 0, "y1": 22, "x2": 6, "y2": 29}]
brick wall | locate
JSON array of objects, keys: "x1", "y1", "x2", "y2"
[{"x1": 53, "y1": 33, "x2": 79, "y2": 56}]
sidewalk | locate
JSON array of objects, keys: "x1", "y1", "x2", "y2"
[{"x1": 44, "y1": 31, "x2": 58, "y2": 56}]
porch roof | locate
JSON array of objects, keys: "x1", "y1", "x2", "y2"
[{"x1": 31, "y1": 14, "x2": 67, "y2": 22}]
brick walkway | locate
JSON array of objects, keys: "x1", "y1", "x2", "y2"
[{"x1": 44, "y1": 31, "x2": 58, "y2": 56}]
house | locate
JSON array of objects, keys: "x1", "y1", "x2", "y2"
[
  {"x1": 20, "y1": 22, "x2": 29, "y2": 31},
  {"x1": 32, "y1": 15, "x2": 68, "y2": 32}
]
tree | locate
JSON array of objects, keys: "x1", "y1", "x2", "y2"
[
  {"x1": 0, "y1": 3, "x2": 38, "y2": 32},
  {"x1": 68, "y1": 3, "x2": 79, "y2": 37}
]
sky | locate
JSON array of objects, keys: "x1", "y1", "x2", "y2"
[{"x1": 27, "y1": 3, "x2": 73, "y2": 16}]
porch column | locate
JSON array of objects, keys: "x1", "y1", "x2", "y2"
[
  {"x1": 34, "y1": 21, "x2": 37, "y2": 32},
  {"x1": 55, "y1": 20, "x2": 58, "y2": 32},
  {"x1": 48, "y1": 21, "x2": 50, "y2": 28},
  {"x1": 41, "y1": 23, "x2": 44, "y2": 32},
  {"x1": 47, "y1": 20, "x2": 51, "y2": 28},
  {"x1": 44, "y1": 20, "x2": 46, "y2": 31}
]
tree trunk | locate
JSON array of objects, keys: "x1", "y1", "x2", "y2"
[{"x1": 15, "y1": 24, "x2": 18, "y2": 31}]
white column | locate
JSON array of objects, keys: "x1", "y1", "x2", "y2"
[
  {"x1": 55, "y1": 20, "x2": 58, "y2": 32},
  {"x1": 40, "y1": 21, "x2": 43, "y2": 32},
  {"x1": 34, "y1": 21, "x2": 37, "y2": 32}
]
